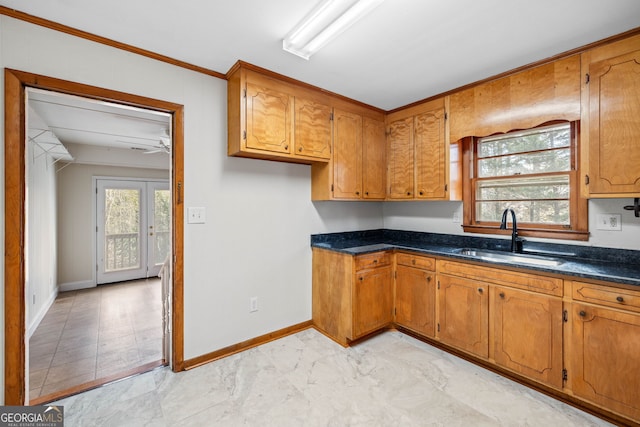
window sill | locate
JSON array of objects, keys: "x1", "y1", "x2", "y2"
[{"x1": 462, "y1": 225, "x2": 589, "y2": 241}]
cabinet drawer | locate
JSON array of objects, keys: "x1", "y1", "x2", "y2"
[
  {"x1": 437, "y1": 259, "x2": 563, "y2": 296},
  {"x1": 572, "y1": 281, "x2": 640, "y2": 313},
  {"x1": 396, "y1": 253, "x2": 435, "y2": 270},
  {"x1": 355, "y1": 251, "x2": 391, "y2": 270}
]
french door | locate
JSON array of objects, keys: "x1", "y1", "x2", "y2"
[{"x1": 96, "y1": 179, "x2": 170, "y2": 284}]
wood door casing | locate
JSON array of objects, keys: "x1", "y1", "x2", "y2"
[
  {"x1": 245, "y1": 81, "x2": 293, "y2": 154},
  {"x1": 332, "y1": 109, "x2": 363, "y2": 199},
  {"x1": 588, "y1": 50, "x2": 640, "y2": 194},
  {"x1": 353, "y1": 266, "x2": 393, "y2": 339},
  {"x1": 492, "y1": 286, "x2": 563, "y2": 389},
  {"x1": 437, "y1": 274, "x2": 489, "y2": 358},
  {"x1": 395, "y1": 265, "x2": 436, "y2": 337},
  {"x1": 387, "y1": 117, "x2": 414, "y2": 198},
  {"x1": 294, "y1": 97, "x2": 332, "y2": 160},
  {"x1": 571, "y1": 303, "x2": 640, "y2": 420},
  {"x1": 415, "y1": 109, "x2": 446, "y2": 199},
  {"x1": 362, "y1": 116, "x2": 387, "y2": 199}
]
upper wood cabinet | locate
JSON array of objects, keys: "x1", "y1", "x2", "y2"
[
  {"x1": 311, "y1": 109, "x2": 387, "y2": 200},
  {"x1": 581, "y1": 34, "x2": 640, "y2": 197},
  {"x1": 386, "y1": 97, "x2": 455, "y2": 200},
  {"x1": 294, "y1": 97, "x2": 332, "y2": 160},
  {"x1": 228, "y1": 63, "x2": 331, "y2": 164},
  {"x1": 449, "y1": 56, "x2": 581, "y2": 142}
]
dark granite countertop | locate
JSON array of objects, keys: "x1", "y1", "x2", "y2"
[{"x1": 311, "y1": 229, "x2": 640, "y2": 287}]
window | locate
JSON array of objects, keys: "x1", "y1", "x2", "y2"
[{"x1": 463, "y1": 122, "x2": 588, "y2": 240}]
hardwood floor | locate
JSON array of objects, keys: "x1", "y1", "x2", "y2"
[{"x1": 29, "y1": 278, "x2": 164, "y2": 403}]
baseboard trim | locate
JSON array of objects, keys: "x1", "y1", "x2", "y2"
[
  {"x1": 59, "y1": 280, "x2": 95, "y2": 292},
  {"x1": 183, "y1": 320, "x2": 313, "y2": 370},
  {"x1": 27, "y1": 287, "x2": 59, "y2": 338}
]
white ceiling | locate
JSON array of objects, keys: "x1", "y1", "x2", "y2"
[{"x1": 2, "y1": 0, "x2": 640, "y2": 110}]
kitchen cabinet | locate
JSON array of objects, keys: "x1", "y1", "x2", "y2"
[
  {"x1": 227, "y1": 62, "x2": 331, "y2": 164},
  {"x1": 386, "y1": 98, "x2": 453, "y2": 200},
  {"x1": 394, "y1": 253, "x2": 436, "y2": 337},
  {"x1": 492, "y1": 286, "x2": 563, "y2": 389},
  {"x1": 311, "y1": 111, "x2": 386, "y2": 200},
  {"x1": 570, "y1": 281, "x2": 640, "y2": 421},
  {"x1": 437, "y1": 273, "x2": 489, "y2": 358},
  {"x1": 312, "y1": 248, "x2": 392, "y2": 346},
  {"x1": 581, "y1": 34, "x2": 640, "y2": 197}
]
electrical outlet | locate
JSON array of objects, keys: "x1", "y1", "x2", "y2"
[
  {"x1": 452, "y1": 211, "x2": 461, "y2": 223},
  {"x1": 596, "y1": 214, "x2": 622, "y2": 231},
  {"x1": 249, "y1": 297, "x2": 258, "y2": 313}
]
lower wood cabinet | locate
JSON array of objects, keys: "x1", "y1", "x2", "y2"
[
  {"x1": 492, "y1": 286, "x2": 563, "y2": 389},
  {"x1": 437, "y1": 274, "x2": 489, "y2": 358},
  {"x1": 395, "y1": 253, "x2": 436, "y2": 337},
  {"x1": 312, "y1": 248, "x2": 392, "y2": 346}
]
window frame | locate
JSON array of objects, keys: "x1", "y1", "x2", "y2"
[{"x1": 462, "y1": 121, "x2": 588, "y2": 241}]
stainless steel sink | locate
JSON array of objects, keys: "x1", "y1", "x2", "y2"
[{"x1": 455, "y1": 248, "x2": 565, "y2": 267}]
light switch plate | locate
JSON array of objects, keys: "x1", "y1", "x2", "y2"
[
  {"x1": 596, "y1": 213, "x2": 621, "y2": 231},
  {"x1": 187, "y1": 207, "x2": 206, "y2": 224}
]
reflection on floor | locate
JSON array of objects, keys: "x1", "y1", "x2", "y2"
[
  {"x1": 53, "y1": 329, "x2": 613, "y2": 427},
  {"x1": 29, "y1": 278, "x2": 163, "y2": 402}
]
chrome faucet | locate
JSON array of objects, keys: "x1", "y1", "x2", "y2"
[{"x1": 500, "y1": 208, "x2": 524, "y2": 253}]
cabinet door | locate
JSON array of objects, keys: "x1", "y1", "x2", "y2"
[
  {"x1": 493, "y1": 287, "x2": 563, "y2": 389},
  {"x1": 245, "y1": 81, "x2": 293, "y2": 154},
  {"x1": 438, "y1": 274, "x2": 489, "y2": 358},
  {"x1": 588, "y1": 49, "x2": 640, "y2": 195},
  {"x1": 294, "y1": 97, "x2": 332, "y2": 160},
  {"x1": 387, "y1": 117, "x2": 414, "y2": 199},
  {"x1": 571, "y1": 303, "x2": 640, "y2": 420},
  {"x1": 333, "y1": 110, "x2": 363, "y2": 199},
  {"x1": 415, "y1": 109, "x2": 446, "y2": 199},
  {"x1": 395, "y1": 265, "x2": 436, "y2": 337},
  {"x1": 353, "y1": 266, "x2": 393, "y2": 339},
  {"x1": 362, "y1": 117, "x2": 387, "y2": 199}
]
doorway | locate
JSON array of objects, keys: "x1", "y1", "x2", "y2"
[
  {"x1": 96, "y1": 179, "x2": 170, "y2": 284},
  {"x1": 4, "y1": 69, "x2": 185, "y2": 405}
]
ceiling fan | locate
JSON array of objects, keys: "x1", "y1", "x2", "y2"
[{"x1": 128, "y1": 139, "x2": 171, "y2": 154}]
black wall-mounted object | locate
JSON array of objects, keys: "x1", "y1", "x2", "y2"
[{"x1": 623, "y1": 198, "x2": 640, "y2": 217}]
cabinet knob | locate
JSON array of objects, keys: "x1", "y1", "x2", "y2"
[
  {"x1": 373, "y1": 259, "x2": 378, "y2": 264},
  {"x1": 412, "y1": 259, "x2": 416, "y2": 265},
  {"x1": 359, "y1": 277, "x2": 363, "y2": 281},
  {"x1": 477, "y1": 288, "x2": 484, "y2": 294},
  {"x1": 284, "y1": 145, "x2": 289, "y2": 150},
  {"x1": 616, "y1": 296, "x2": 624, "y2": 303},
  {"x1": 365, "y1": 192, "x2": 369, "y2": 196},
  {"x1": 579, "y1": 310, "x2": 587, "y2": 317},
  {"x1": 499, "y1": 292, "x2": 505, "y2": 299},
  {"x1": 419, "y1": 190, "x2": 424, "y2": 196},
  {"x1": 356, "y1": 191, "x2": 360, "y2": 196},
  {"x1": 298, "y1": 147, "x2": 303, "y2": 152},
  {"x1": 426, "y1": 276, "x2": 431, "y2": 282},
  {"x1": 407, "y1": 192, "x2": 411, "y2": 196}
]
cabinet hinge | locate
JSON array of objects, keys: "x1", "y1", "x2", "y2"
[
  {"x1": 437, "y1": 280, "x2": 440, "y2": 290},
  {"x1": 331, "y1": 184, "x2": 334, "y2": 192},
  {"x1": 585, "y1": 174, "x2": 590, "y2": 185},
  {"x1": 330, "y1": 112, "x2": 334, "y2": 121},
  {"x1": 243, "y1": 130, "x2": 247, "y2": 140},
  {"x1": 394, "y1": 308, "x2": 397, "y2": 316},
  {"x1": 437, "y1": 323, "x2": 440, "y2": 332},
  {"x1": 562, "y1": 369, "x2": 568, "y2": 381},
  {"x1": 444, "y1": 184, "x2": 448, "y2": 192},
  {"x1": 444, "y1": 112, "x2": 448, "y2": 121},
  {"x1": 585, "y1": 73, "x2": 590, "y2": 85},
  {"x1": 563, "y1": 310, "x2": 568, "y2": 322},
  {"x1": 243, "y1": 88, "x2": 247, "y2": 98},
  {"x1": 394, "y1": 271, "x2": 397, "y2": 279}
]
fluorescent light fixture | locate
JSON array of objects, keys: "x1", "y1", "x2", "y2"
[{"x1": 283, "y1": 0, "x2": 385, "y2": 60}]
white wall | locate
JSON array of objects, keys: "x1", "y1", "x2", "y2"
[
  {"x1": 0, "y1": 15, "x2": 384, "y2": 402},
  {"x1": 26, "y1": 136, "x2": 57, "y2": 336},
  {"x1": 383, "y1": 199, "x2": 640, "y2": 250},
  {"x1": 56, "y1": 163, "x2": 169, "y2": 288}
]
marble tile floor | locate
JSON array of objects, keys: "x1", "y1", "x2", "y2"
[
  {"x1": 53, "y1": 328, "x2": 614, "y2": 427},
  {"x1": 29, "y1": 278, "x2": 163, "y2": 401}
]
